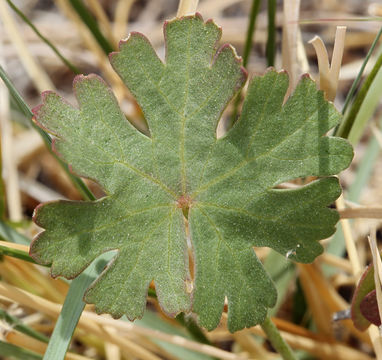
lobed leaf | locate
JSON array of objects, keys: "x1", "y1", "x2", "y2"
[{"x1": 30, "y1": 14, "x2": 353, "y2": 332}]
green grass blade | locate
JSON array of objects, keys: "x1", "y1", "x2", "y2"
[
  {"x1": 6, "y1": 0, "x2": 80, "y2": 75},
  {"x1": 0, "y1": 340, "x2": 42, "y2": 360},
  {"x1": 242, "y1": 0, "x2": 262, "y2": 68},
  {"x1": 266, "y1": 0, "x2": 276, "y2": 66},
  {"x1": 347, "y1": 64, "x2": 382, "y2": 145},
  {"x1": 0, "y1": 66, "x2": 95, "y2": 201},
  {"x1": 0, "y1": 309, "x2": 49, "y2": 343},
  {"x1": 0, "y1": 244, "x2": 46, "y2": 266},
  {"x1": 43, "y1": 252, "x2": 114, "y2": 360},
  {"x1": 335, "y1": 51, "x2": 382, "y2": 142},
  {"x1": 341, "y1": 26, "x2": 382, "y2": 115},
  {"x1": 230, "y1": 0, "x2": 262, "y2": 123},
  {"x1": 0, "y1": 66, "x2": 34, "y2": 120},
  {"x1": 68, "y1": 0, "x2": 114, "y2": 55},
  {"x1": 0, "y1": 221, "x2": 30, "y2": 245}
]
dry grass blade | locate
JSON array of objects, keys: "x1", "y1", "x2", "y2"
[
  {"x1": 0, "y1": 241, "x2": 29, "y2": 253},
  {"x1": 6, "y1": 330, "x2": 91, "y2": 360},
  {"x1": 336, "y1": 195, "x2": 362, "y2": 275},
  {"x1": 340, "y1": 207, "x2": 382, "y2": 219},
  {"x1": 319, "y1": 252, "x2": 353, "y2": 273},
  {"x1": 0, "y1": 18, "x2": 22, "y2": 222},
  {"x1": 0, "y1": 282, "x2": 245, "y2": 360},
  {"x1": 0, "y1": 0, "x2": 54, "y2": 92},
  {"x1": 85, "y1": 0, "x2": 117, "y2": 47},
  {"x1": 113, "y1": 0, "x2": 136, "y2": 41},
  {"x1": 248, "y1": 326, "x2": 373, "y2": 360},
  {"x1": 54, "y1": 0, "x2": 126, "y2": 101},
  {"x1": 177, "y1": 0, "x2": 200, "y2": 17},
  {"x1": 0, "y1": 282, "x2": 161, "y2": 360},
  {"x1": 104, "y1": 329, "x2": 121, "y2": 360},
  {"x1": 282, "y1": 0, "x2": 308, "y2": 97},
  {"x1": 309, "y1": 26, "x2": 346, "y2": 101},
  {"x1": 298, "y1": 264, "x2": 334, "y2": 336}
]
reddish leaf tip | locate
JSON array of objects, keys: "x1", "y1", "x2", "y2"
[
  {"x1": 301, "y1": 73, "x2": 313, "y2": 80},
  {"x1": 360, "y1": 289, "x2": 381, "y2": 326},
  {"x1": 31, "y1": 103, "x2": 43, "y2": 118}
]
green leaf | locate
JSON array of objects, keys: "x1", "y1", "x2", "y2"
[
  {"x1": 351, "y1": 264, "x2": 375, "y2": 331},
  {"x1": 30, "y1": 14, "x2": 353, "y2": 332}
]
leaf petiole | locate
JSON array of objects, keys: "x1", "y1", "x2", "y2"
[{"x1": 260, "y1": 315, "x2": 297, "y2": 360}]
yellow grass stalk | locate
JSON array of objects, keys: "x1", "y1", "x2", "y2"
[
  {"x1": 0, "y1": 25, "x2": 22, "y2": 222},
  {"x1": 247, "y1": 326, "x2": 373, "y2": 360},
  {"x1": 177, "y1": 0, "x2": 200, "y2": 17},
  {"x1": 0, "y1": 261, "x2": 38, "y2": 294},
  {"x1": 297, "y1": 264, "x2": 334, "y2": 337},
  {"x1": 84, "y1": 1, "x2": 117, "y2": 47},
  {"x1": 232, "y1": 331, "x2": 275, "y2": 359},
  {"x1": 103, "y1": 325, "x2": 121, "y2": 360},
  {"x1": 336, "y1": 195, "x2": 362, "y2": 276},
  {"x1": 8, "y1": 259, "x2": 66, "y2": 303},
  {"x1": 113, "y1": 0, "x2": 136, "y2": 41},
  {"x1": 54, "y1": 0, "x2": 126, "y2": 102},
  {"x1": 339, "y1": 207, "x2": 382, "y2": 219},
  {"x1": 0, "y1": 241, "x2": 29, "y2": 252},
  {"x1": 83, "y1": 311, "x2": 246, "y2": 360},
  {"x1": 282, "y1": 0, "x2": 309, "y2": 98},
  {"x1": 0, "y1": 282, "x2": 161, "y2": 360},
  {"x1": 6, "y1": 330, "x2": 92, "y2": 360},
  {"x1": 0, "y1": 281, "x2": 244, "y2": 360},
  {"x1": 319, "y1": 252, "x2": 353, "y2": 273},
  {"x1": 0, "y1": 0, "x2": 55, "y2": 92}
]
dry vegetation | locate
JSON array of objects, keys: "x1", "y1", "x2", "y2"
[{"x1": 1, "y1": 0, "x2": 382, "y2": 359}]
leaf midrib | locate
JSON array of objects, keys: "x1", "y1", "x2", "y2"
[{"x1": 191, "y1": 100, "x2": 329, "y2": 199}]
